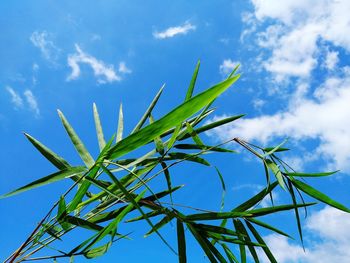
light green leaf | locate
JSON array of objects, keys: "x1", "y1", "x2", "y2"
[
  {"x1": 106, "y1": 75, "x2": 240, "y2": 160},
  {"x1": 24, "y1": 133, "x2": 70, "y2": 170},
  {"x1": 185, "y1": 60, "x2": 200, "y2": 101},
  {"x1": 285, "y1": 171, "x2": 338, "y2": 177},
  {"x1": 84, "y1": 241, "x2": 111, "y2": 259},
  {"x1": 57, "y1": 110, "x2": 94, "y2": 168},
  {"x1": 266, "y1": 159, "x2": 285, "y2": 190},
  {"x1": 116, "y1": 103, "x2": 123, "y2": 143},
  {"x1": 93, "y1": 103, "x2": 106, "y2": 151},
  {"x1": 131, "y1": 84, "x2": 165, "y2": 133}
]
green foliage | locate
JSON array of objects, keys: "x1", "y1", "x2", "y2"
[{"x1": 2, "y1": 62, "x2": 349, "y2": 263}]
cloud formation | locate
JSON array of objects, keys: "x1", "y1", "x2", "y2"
[
  {"x1": 6, "y1": 87, "x2": 40, "y2": 116},
  {"x1": 67, "y1": 44, "x2": 121, "y2": 84},
  {"x1": 30, "y1": 31, "x2": 60, "y2": 63},
  {"x1": 258, "y1": 206, "x2": 350, "y2": 263},
  {"x1": 247, "y1": 0, "x2": 350, "y2": 81},
  {"x1": 219, "y1": 59, "x2": 240, "y2": 76},
  {"x1": 153, "y1": 22, "x2": 196, "y2": 39},
  {"x1": 6, "y1": 86, "x2": 23, "y2": 108}
]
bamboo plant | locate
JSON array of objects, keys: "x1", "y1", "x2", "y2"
[{"x1": 2, "y1": 62, "x2": 349, "y2": 262}]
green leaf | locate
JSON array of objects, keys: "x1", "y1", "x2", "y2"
[
  {"x1": 93, "y1": 103, "x2": 106, "y2": 151},
  {"x1": 126, "y1": 209, "x2": 165, "y2": 223},
  {"x1": 65, "y1": 215, "x2": 104, "y2": 231},
  {"x1": 221, "y1": 243, "x2": 239, "y2": 263},
  {"x1": 262, "y1": 139, "x2": 288, "y2": 157},
  {"x1": 234, "y1": 220, "x2": 259, "y2": 263},
  {"x1": 161, "y1": 162, "x2": 173, "y2": 204},
  {"x1": 285, "y1": 171, "x2": 338, "y2": 177},
  {"x1": 168, "y1": 152, "x2": 210, "y2": 166},
  {"x1": 58, "y1": 196, "x2": 71, "y2": 231},
  {"x1": 144, "y1": 214, "x2": 174, "y2": 237},
  {"x1": 196, "y1": 224, "x2": 238, "y2": 236},
  {"x1": 132, "y1": 84, "x2": 165, "y2": 133},
  {"x1": 245, "y1": 218, "x2": 291, "y2": 238},
  {"x1": 24, "y1": 133, "x2": 70, "y2": 170},
  {"x1": 177, "y1": 219, "x2": 187, "y2": 263},
  {"x1": 233, "y1": 220, "x2": 246, "y2": 263},
  {"x1": 245, "y1": 221, "x2": 277, "y2": 263},
  {"x1": 265, "y1": 159, "x2": 285, "y2": 190},
  {"x1": 100, "y1": 166, "x2": 176, "y2": 254},
  {"x1": 291, "y1": 178, "x2": 350, "y2": 212},
  {"x1": 185, "y1": 60, "x2": 200, "y2": 101},
  {"x1": 84, "y1": 241, "x2": 111, "y2": 259},
  {"x1": 1, "y1": 166, "x2": 86, "y2": 198},
  {"x1": 247, "y1": 203, "x2": 316, "y2": 217},
  {"x1": 106, "y1": 75, "x2": 240, "y2": 160},
  {"x1": 116, "y1": 103, "x2": 124, "y2": 143},
  {"x1": 174, "y1": 143, "x2": 235, "y2": 153},
  {"x1": 187, "y1": 224, "x2": 218, "y2": 263},
  {"x1": 186, "y1": 211, "x2": 249, "y2": 221},
  {"x1": 215, "y1": 167, "x2": 226, "y2": 211},
  {"x1": 57, "y1": 110, "x2": 95, "y2": 168},
  {"x1": 263, "y1": 147, "x2": 289, "y2": 153},
  {"x1": 178, "y1": 114, "x2": 245, "y2": 141},
  {"x1": 185, "y1": 121, "x2": 204, "y2": 146},
  {"x1": 233, "y1": 182, "x2": 278, "y2": 212}
]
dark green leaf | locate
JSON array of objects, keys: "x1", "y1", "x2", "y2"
[
  {"x1": 1, "y1": 166, "x2": 86, "y2": 198},
  {"x1": 291, "y1": 178, "x2": 350, "y2": 212},
  {"x1": 177, "y1": 219, "x2": 187, "y2": 263}
]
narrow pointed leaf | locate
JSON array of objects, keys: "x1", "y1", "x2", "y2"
[
  {"x1": 24, "y1": 133, "x2": 70, "y2": 170},
  {"x1": 221, "y1": 243, "x2": 239, "y2": 263},
  {"x1": 132, "y1": 84, "x2": 165, "y2": 133},
  {"x1": 57, "y1": 110, "x2": 94, "y2": 168},
  {"x1": 235, "y1": 220, "x2": 259, "y2": 263},
  {"x1": 168, "y1": 152, "x2": 210, "y2": 166},
  {"x1": 215, "y1": 167, "x2": 226, "y2": 211},
  {"x1": 186, "y1": 211, "x2": 249, "y2": 221},
  {"x1": 187, "y1": 224, "x2": 218, "y2": 263},
  {"x1": 1, "y1": 166, "x2": 86, "y2": 198},
  {"x1": 185, "y1": 121, "x2": 204, "y2": 146},
  {"x1": 106, "y1": 75, "x2": 240, "y2": 160},
  {"x1": 185, "y1": 60, "x2": 200, "y2": 101},
  {"x1": 285, "y1": 171, "x2": 338, "y2": 178},
  {"x1": 174, "y1": 144, "x2": 235, "y2": 153},
  {"x1": 177, "y1": 219, "x2": 187, "y2": 263},
  {"x1": 93, "y1": 103, "x2": 106, "y2": 151},
  {"x1": 178, "y1": 114, "x2": 245, "y2": 141},
  {"x1": 291, "y1": 178, "x2": 350, "y2": 212},
  {"x1": 245, "y1": 221, "x2": 277, "y2": 263},
  {"x1": 246, "y1": 202, "x2": 316, "y2": 217},
  {"x1": 84, "y1": 241, "x2": 111, "y2": 259},
  {"x1": 116, "y1": 103, "x2": 123, "y2": 143},
  {"x1": 266, "y1": 159, "x2": 285, "y2": 190},
  {"x1": 144, "y1": 214, "x2": 174, "y2": 237},
  {"x1": 245, "y1": 218, "x2": 291, "y2": 238},
  {"x1": 233, "y1": 182, "x2": 278, "y2": 212}
]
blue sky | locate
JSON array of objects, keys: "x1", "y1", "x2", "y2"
[{"x1": 1, "y1": 0, "x2": 350, "y2": 262}]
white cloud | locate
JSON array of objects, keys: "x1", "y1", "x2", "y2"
[
  {"x1": 246, "y1": 0, "x2": 350, "y2": 81},
  {"x1": 207, "y1": 71, "x2": 350, "y2": 172},
  {"x1": 67, "y1": 44, "x2": 121, "y2": 83},
  {"x1": 153, "y1": 22, "x2": 196, "y2": 39},
  {"x1": 23, "y1": 90, "x2": 40, "y2": 116},
  {"x1": 6, "y1": 87, "x2": 39, "y2": 116},
  {"x1": 30, "y1": 31, "x2": 60, "y2": 63},
  {"x1": 6, "y1": 86, "x2": 23, "y2": 108},
  {"x1": 118, "y1": 62, "x2": 132, "y2": 74},
  {"x1": 219, "y1": 59, "x2": 240, "y2": 76},
  {"x1": 258, "y1": 206, "x2": 350, "y2": 263},
  {"x1": 324, "y1": 50, "x2": 339, "y2": 70}
]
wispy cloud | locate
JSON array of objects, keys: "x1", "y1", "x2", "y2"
[
  {"x1": 118, "y1": 62, "x2": 132, "y2": 74},
  {"x1": 219, "y1": 59, "x2": 240, "y2": 76},
  {"x1": 153, "y1": 21, "x2": 196, "y2": 39},
  {"x1": 24, "y1": 90, "x2": 40, "y2": 116},
  {"x1": 67, "y1": 44, "x2": 121, "y2": 84},
  {"x1": 6, "y1": 86, "x2": 23, "y2": 108},
  {"x1": 6, "y1": 87, "x2": 40, "y2": 116},
  {"x1": 30, "y1": 31, "x2": 60, "y2": 63}
]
